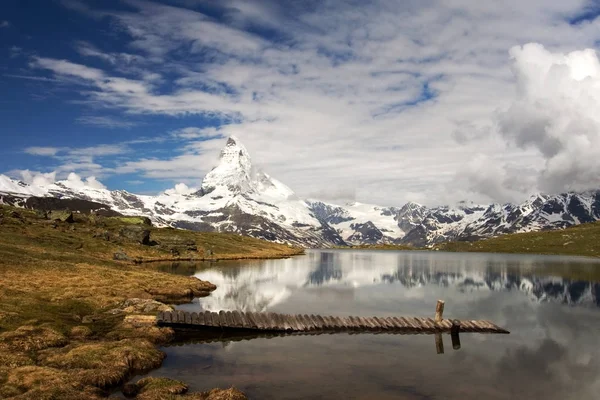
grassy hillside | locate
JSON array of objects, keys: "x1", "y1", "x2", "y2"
[
  {"x1": 435, "y1": 221, "x2": 600, "y2": 257},
  {"x1": 0, "y1": 204, "x2": 300, "y2": 399}
]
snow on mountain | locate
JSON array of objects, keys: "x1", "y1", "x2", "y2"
[{"x1": 1, "y1": 136, "x2": 599, "y2": 247}]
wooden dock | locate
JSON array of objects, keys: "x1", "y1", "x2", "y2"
[{"x1": 157, "y1": 303, "x2": 509, "y2": 335}]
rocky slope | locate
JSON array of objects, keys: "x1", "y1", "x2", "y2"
[{"x1": 1, "y1": 136, "x2": 599, "y2": 247}]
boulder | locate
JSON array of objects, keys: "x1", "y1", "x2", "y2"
[
  {"x1": 119, "y1": 225, "x2": 151, "y2": 245},
  {"x1": 93, "y1": 230, "x2": 111, "y2": 241},
  {"x1": 157, "y1": 236, "x2": 197, "y2": 253},
  {"x1": 107, "y1": 298, "x2": 174, "y2": 315},
  {"x1": 48, "y1": 210, "x2": 74, "y2": 223},
  {"x1": 113, "y1": 251, "x2": 130, "y2": 261}
]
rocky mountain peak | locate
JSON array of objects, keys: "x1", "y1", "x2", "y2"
[{"x1": 200, "y1": 136, "x2": 254, "y2": 195}]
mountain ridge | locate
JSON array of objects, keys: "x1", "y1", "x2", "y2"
[{"x1": 1, "y1": 137, "x2": 599, "y2": 247}]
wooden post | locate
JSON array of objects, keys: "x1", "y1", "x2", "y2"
[
  {"x1": 435, "y1": 333, "x2": 444, "y2": 354},
  {"x1": 451, "y1": 331, "x2": 461, "y2": 350},
  {"x1": 451, "y1": 319, "x2": 461, "y2": 350},
  {"x1": 435, "y1": 300, "x2": 445, "y2": 322}
]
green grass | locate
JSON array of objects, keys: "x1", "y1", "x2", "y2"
[{"x1": 436, "y1": 221, "x2": 600, "y2": 258}]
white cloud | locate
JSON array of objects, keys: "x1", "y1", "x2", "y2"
[
  {"x1": 76, "y1": 116, "x2": 138, "y2": 129},
  {"x1": 19, "y1": 170, "x2": 57, "y2": 187},
  {"x1": 170, "y1": 127, "x2": 224, "y2": 140},
  {"x1": 25, "y1": 0, "x2": 600, "y2": 205},
  {"x1": 31, "y1": 57, "x2": 105, "y2": 81},
  {"x1": 163, "y1": 182, "x2": 197, "y2": 195},
  {"x1": 495, "y1": 44, "x2": 600, "y2": 194},
  {"x1": 63, "y1": 172, "x2": 107, "y2": 190},
  {"x1": 25, "y1": 146, "x2": 62, "y2": 156}
]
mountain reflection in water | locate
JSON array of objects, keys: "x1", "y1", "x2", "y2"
[
  {"x1": 149, "y1": 250, "x2": 600, "y2": 400},
  {"x1": 172, "y1": 250, "x2": 600, "y2": 314}
]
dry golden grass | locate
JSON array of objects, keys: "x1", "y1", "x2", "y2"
[{"x1": 0, "y1": 205, "x2": 282, "y2": 399}]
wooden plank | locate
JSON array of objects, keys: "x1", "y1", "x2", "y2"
[
  {"x1": 285, "y1": 314, "x2": 299, "y2": 331},
  {"x1": 280, "y1": 314, "x2": 294, "y2": 331},
  {"x1": 274, "y1": 313, "x2": 285, "y2": 330},
  {"x1": 461, "y1": 321, "x2": 474, "y2": 331},
  {"x1": 157, "y1": 311, "x2": 165, "y2": 322},
  {"x1": 373, "y1": 317, "x2": 388, "y2": 329},
  {"x1": 216, "y1": 310, "x2": 225, "y2": 327},
  {"x1": 224, "y1": 311, "x2": 234, "y2": 327},
  {"x1": 212, "y1": 311, "x2": 222, "y2": 327},
  {"x1": 255, "y1": 312, "x2": 269, "y2": 329},
  {"x1": 384, "y1": 317, "x2": 400, "y2": 329},
  {"x1": 292, "y1": 314, "x2": 306, "y2": 332},
  {"x1": 191, "y1": 312, "x2": 199, "y2": 325},
  {"x1": 197, "y1": 311, "x2": 205, "y2": 326},
  {"x1": 255, "y1": 313, "x2": 269, "y2": 330},
  {"x1": 330, "y1": 316, "x2": 342, "y2": 329},
  {"x1": 238, "y1": 312, "x2": 252, "y2": 329},
  {"x1": 340, "y1": 317, "x2": 353, "y2": 330},
  {"x1": 231, "y1": 311, "x2": 243, "y2": 328},
  {"x1": 297, "y1": 314, "x2": 310, "y2": 331},
  {"x1": 263, "y1": 312, "x2": 276, "y2": 330},
  {"x1": 398, "y1": 317, "x2": 410, "y2": 329},
  {"x1": 303, "y1": 314, "x2": 316, "y2": 331},
  {"x1": 203, "y1": 311, "x2": 212, "y2": 326},
  {"x1": 362, "y1": 317, "x2": 375, "y2": 330},
  {"x1": 163, "y1": 311, "x2": 172, "y2": 323},
  {"x1": 322, "y1": 316, "x2": 335, "y2": 330},
  {"x1": 243, "y1": 312, "x2": 257, "y2": 329},
  {"x1": 365, "y1": 317, "x2": 379, "y2": 330},
  {"x1": 249, "y1": 312, "x2": 262, "y2": 329},
  {"x1": 304, "y1": 314, "x2": 317, "y2": 330},
  {"x1": 403, "y1": 317, "x2": 417, "y2": 330},
  {"x1": 314, "y1": 315, "x2": 326, "y2": 330},
  {"x1": 184, "y1": 312, "x2": 192, "y2": 325},
  {"x1": 177, "y1": 310, "x2": 186, "y2": 324},
  {"x1": 277, "y1": 313, "x2": 291, "y2": 331},
  {"x1": 291, "y1": 314, "x2": 304, "y2": 331},
  {"x1": 347, "y1": 316, "x2": 360, "y2": 329}
]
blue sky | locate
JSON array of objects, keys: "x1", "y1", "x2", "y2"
[{"x1": 1, "y1": 0, "x2": 600, "y2": 205}]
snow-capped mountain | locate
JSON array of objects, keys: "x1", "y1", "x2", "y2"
[{"x1": 1, "y1": 136, "x2": 599, "y2": 247}]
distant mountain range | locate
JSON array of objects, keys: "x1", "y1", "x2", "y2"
[{"x1": 1, "y1": 136, "x2": 599, "y2": 247}]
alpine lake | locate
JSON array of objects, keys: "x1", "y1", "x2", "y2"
[{"x1": 143, "y1": 250, "x2": 600, "y2": 400}]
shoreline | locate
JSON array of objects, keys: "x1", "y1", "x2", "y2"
[{"x1": 0, "y1": 205, "x2": 301, "y2": 399}]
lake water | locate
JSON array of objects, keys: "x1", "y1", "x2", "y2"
[{"x1": 148, "y1": 250, "x2": 600, "y2": 399}]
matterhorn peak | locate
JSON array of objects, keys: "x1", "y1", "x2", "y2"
[{"x1": 200, "y1": 136, "x2": 255, "y2": 196}]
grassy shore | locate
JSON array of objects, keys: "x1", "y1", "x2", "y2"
[
  {"x1": 0, "y1": 205, "x2": 301, "y2": 399},
  {"x1": 435, "y1": 221, "x2": 600, "y2": 258}
]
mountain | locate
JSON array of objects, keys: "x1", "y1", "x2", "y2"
[{"x1": 1, "y1": 136, "x2": 599, "y2": 247}]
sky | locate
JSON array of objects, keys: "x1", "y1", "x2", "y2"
[{"x1": 1, "y1": 0, "x2": 600, "y2": 207}]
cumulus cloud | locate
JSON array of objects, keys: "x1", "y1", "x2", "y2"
[
  {"x1": 163, "y1": 182, "x2": 197, "y2": 195},
  {"x1": 496, "y1": 44, "x2": 600, "y2": 194},
  {"x1": 63, "y1": 172, "x2": 107, "y2": 190},
  {"x1": 19, "y1": 170, "x2": 57, "y2": 187}
]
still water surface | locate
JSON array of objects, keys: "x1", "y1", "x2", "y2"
[{"x1": 150, "y1": 250, "x2": 600, "y2": 399}]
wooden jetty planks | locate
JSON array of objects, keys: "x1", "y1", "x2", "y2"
[{"x1": 156, "y1": 309, "x2": 509, "y2": 335}]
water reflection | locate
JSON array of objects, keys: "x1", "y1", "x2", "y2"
[
  {"x1": 149, "y1": 250, "x2": 600, "y2": 400},
  {"x1": 176, "y1": 250, "x2": 600, "y2": 313}
]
